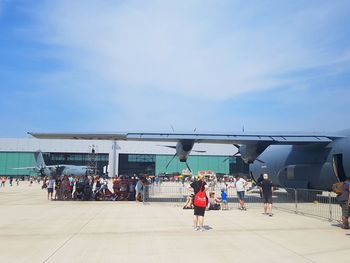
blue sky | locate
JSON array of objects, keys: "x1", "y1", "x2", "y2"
[{"x1": 1, "y1": 0, "x2": 350, "y2": 137}]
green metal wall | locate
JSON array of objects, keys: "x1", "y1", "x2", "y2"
[
  {"x1": 156, "y1": 155, "x2": 229, "y2": 176},
  {"x1": 0, "y1": 152, "x2": 36, "y2": 176}
]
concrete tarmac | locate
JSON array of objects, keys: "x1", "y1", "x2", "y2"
[{"x1": 0, "y1": 182, "x2": 349, "y2": 263}]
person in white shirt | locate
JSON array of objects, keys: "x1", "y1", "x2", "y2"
[
  {"x1": 99, "y1": 177, "x2": 108, "y2": 194},
  {"x1": 234, "y1": 174, "x2": 248, "y2": 210},
  {"x1": 47, "y1": 177, "x2": 55, "y2": 200}
]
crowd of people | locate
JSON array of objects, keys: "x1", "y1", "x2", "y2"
[
  {"x1": 41, "y1": 175, "x2": 148, "y2": 202},
  {"x1": 184, "y1": 173, "x2": 275, "y2": 231},
  {"x1": 0, "y1": 176, "x2": 20, "y2": 187},
  {"x1": 2, "y1": 171, "x2": 349, "y2": 230}
]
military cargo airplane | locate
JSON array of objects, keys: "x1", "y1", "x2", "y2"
[
  {"x1": 14, "y1": 151, "x2": 92, "y2": 177},
  {"x1": 28, "y1": 130, "x2": 350, "y2": 190}
]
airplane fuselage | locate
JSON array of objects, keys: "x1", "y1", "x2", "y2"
[
  {"x1": 61, "y1": 165, "x2": 90, "y2": 176},
  {"x1": 43, "y1": 165, "x2": 90, "y2": 177},
  {"x1": 250, "y1": 135, "x2": 350, "y2": 191}
]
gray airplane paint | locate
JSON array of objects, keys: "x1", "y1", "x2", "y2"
[
  {"x1": 16, "y1": 151, "x2": 91, "y2": 177},
  {"x1": 250, "y1": 131, "x2": 350, "y2": 190}
]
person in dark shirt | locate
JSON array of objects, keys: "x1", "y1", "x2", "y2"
[
  {"x1": 189, "y1": 174, "x2": 208, "y2": 231},
  {"x1": 336, "y1": 178, "x2": 350, "y2": 229},
  {"x1": 260, "y1": 174, "x2": 273, "y2": 216}
]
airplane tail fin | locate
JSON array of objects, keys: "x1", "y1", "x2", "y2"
[{"x1": 34, "y1": 151, "x2": 46, "y2": 168}]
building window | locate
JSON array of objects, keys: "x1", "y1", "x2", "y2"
[{"x1": 128, "y1": 154, "x2": 156, "y2": 163}]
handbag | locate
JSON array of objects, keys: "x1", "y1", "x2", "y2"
[{"x1": 193, "y1": 182, "x2": 207, "y2": 208}]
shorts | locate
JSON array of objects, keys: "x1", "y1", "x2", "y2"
[
  {"x1": 47, "y1": 188, "x2": 53, "y2": 193},
  {"x1": 222, "y1": 200, "x2": 227, "y2": 204},
  {"x1": 194, "y1": 206, "x2": 206, "y2": 216},
  {"x1": 237, "y1": 191, "x2": 245, "y2": 200},
  {"x1": 339, "y1": 201, "x2": 350, "y2": 217},
  {"x1": 263, "y1": 194, "x2": 272, "y2": 204}
]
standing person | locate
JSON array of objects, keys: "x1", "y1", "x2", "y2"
[
  {"x1": 61, "y1": 176, "x2": 70, "y2": 200},
  {"x1": 1, "y1": 177, "x2": 5, "y2": 187},
  {"x1": 260, "y1": 174, "x2": 274, "y2": 216},
  {"x1": 16, "y1": 178, "x2": 19, "y2": 186},
  {"x1": 234, "y1": 174, "x2": 248, "y2": 210},
  {"x1": 127, "y1": 179, "x2": 135, "y2": 201},
  {"x1": 112, "y1": 176, "x2": 120, "y2": 195},
  {"x1": 9, "y1": 177, "x2": 13, "y2": 187},
  {"x1": 68, "y1": 175, "x2": 74, "y2": 196},
  {"x1": 55, "y1": 177, "x2": 62, "y2": 200},
  {"x1": 42, "y1": 177, "x2": 47, "y2": 189},
  {"x1": 119, "y1": 176, "x2": 128, "y2": 200},
  {"x1": 335, "y1": 178, "x2": 350, "y2": 229},
  {"x1": 221, "y1": 188, "x2": 228, "y2": 210},
  {"x1": 47, "y1": 177, "x2": 55, "y2": 200},
  {"x1": 135, "y1": 177, "x2": 144, "y2": 202},
  {"x1": 189, "y1": 174, "x2": 208, "y2": 231},
  {"x1": 95, "y1": 176, "x2": 101, "y2": 191}
]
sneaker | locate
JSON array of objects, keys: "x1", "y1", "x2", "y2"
[
  {"x1": 243, "y1": 207, "x2": 247, "y2": 211},
  {"x1": 193, "y1": 227, "x2": 199, "y2": 231},
  {"x1": 269, "y1": 213, "x2": 273, "y2": 217},
  {"x1": 199, "y1": 227, "x2": 205, "y2": 232}
]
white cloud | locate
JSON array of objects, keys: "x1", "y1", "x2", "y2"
[
  {"x1": 4, "y1": 0, "x2": 345, "y2": 134},
  {"x1": 31, "y1": 0, "x2": 349, "y2": 102}
]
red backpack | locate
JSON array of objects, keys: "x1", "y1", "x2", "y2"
[{"x1": 194, "y1": 182, "x2": 207, "y2": 208}]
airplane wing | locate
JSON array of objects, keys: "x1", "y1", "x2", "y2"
[
  {"x1": 28, "y1": 132, "x2": 342, "y2": 145},
  {"x1": 12, "y1": 167, "x2": 38, "y2": 170}
]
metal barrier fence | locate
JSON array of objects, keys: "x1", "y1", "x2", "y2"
[{"x1": 143, "y1": 183, "x2": 342, "y2": 222}]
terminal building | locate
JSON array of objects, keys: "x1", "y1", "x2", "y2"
[{"x1": 0, "y1": 138, "x2": 248, "y2": 177}]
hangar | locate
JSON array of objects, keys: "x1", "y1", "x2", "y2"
[{"x1": 0, "y1": 138, "x2": 248, "y2": 177}]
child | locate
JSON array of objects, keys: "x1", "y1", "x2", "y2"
[
  {"x1": 208, "y1": 192, "x2": 221, "y2": 210},
  {"x1": 221, "y1": 188, "x2": 228, "y2": 210},
  {"x1": 183, "y1": 194, "x2": 194, "y2": 209}
]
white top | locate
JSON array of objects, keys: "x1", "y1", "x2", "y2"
[
  {"x1": 100, "y1": 178, "x2": 108, "y2": 185},
  {"x1": 48, "y1": 179, "x2": 55, "y2": 188},
  {"x1": 235, "y1": 178, "x2": 247, "y2": 192}
]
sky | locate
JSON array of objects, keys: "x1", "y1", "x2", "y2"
[{"x1": 0, "y1": 0, "x2": 350, "y2": 138}]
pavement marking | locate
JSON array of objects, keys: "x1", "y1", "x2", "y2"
[{"x1": 42, "y1": 206, "x2": 106, "y2": 263}]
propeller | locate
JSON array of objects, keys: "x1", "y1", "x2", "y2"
[
  {"x1": 159, "y1": 145, "x2": 205, "y2": 153},
  {"x1": 223, "y1": 144, "x2": 265, "y2": 163},
  {"x1": 185, "y1": 161, "x2": 192, "y2": 172},
  {"x1": 160, "y1": 145, "x2": 176, "y2": 149},
  {"x1": 165, "y1": 153, "x2": 177, "y2": 169},
  {"x1": 165, "y1": 153, "x2": 192, "y2": 173},
  {"x1": 223, "y1": 144, "x2": 241, "y2": 162}
]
